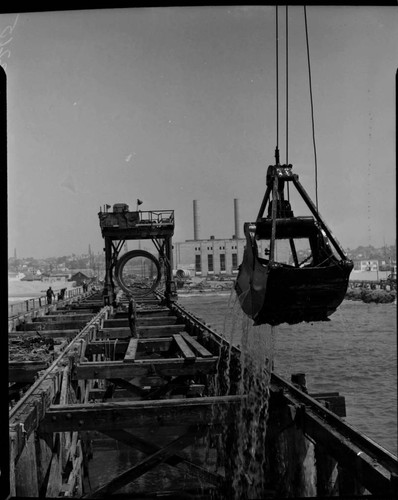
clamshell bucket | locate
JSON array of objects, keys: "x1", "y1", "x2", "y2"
[{"x1": 235, "y1": 163, "x2": 353, "y2": 325}]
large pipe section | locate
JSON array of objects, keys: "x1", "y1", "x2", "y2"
[
  {"x1": 234, "y1": 198, "x2": 240, "y2": 239},
  {"x1": 193, "y1": 199, "x2": 199, "y2": 240}
]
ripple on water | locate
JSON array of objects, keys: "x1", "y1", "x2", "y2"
[{"x1": 180, "y1": 295, "x2": 397, "y2": 456}]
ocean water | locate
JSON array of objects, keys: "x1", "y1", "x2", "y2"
[{"x1": 179, "y1": 292, "x2": 397, "y2": 456}]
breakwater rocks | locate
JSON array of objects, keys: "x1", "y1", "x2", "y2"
[{"x1": 345, "y1": 288, "x2": 396, "y2": 304}]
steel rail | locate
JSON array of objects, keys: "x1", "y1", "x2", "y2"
[{"x1": 9, "y1": 306, "x2": 109, "y2": 421}]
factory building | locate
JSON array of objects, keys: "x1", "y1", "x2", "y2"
[{"x1": 172, "y1": 199, "x2": 270, "y2": 277}]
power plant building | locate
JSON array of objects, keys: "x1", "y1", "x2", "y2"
[
  {"x1": 172, "y1": 199, "x2": 270, "y2": 277},
  {"x1": 173, "y1": 236, "x2": 246, "y2": 276}
]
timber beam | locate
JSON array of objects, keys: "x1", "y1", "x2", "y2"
[
  {"x1": 20, "y1": 321, "x2": 87, "y2": 331},
  {"x1": 39, "y1": 314, "x2": 94, "y2": 322},
  {"x1": 103, "y1": 316, "x2": 179, "y2": 327},
  {"x1": 85, "y1": 337, "x2": 174, "y2": 357},
  {"x1": 72, "y1": 358, "x2": 218, "y2": 379},
  {"x1": 270, "y1": 375, "x2": 398, "y2": 495},
  {"x1": 9, "y1": 329, "x2": 80, "y2": 339},
  {"x1": 39, "y1": 395, "x2": 244, "y2": 433}
]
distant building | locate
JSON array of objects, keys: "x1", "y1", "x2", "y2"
[
  {"x1": 70, "y1": 272, "x2": 91, "y2": 286},
  {"x1": 360, "y1": 260, "x2": 379, "y2": 272},
  {"x1": 8, "y1": 271, "x2": 25, "y2": 281},
  {"x1": 173, "y1": 237, "x2": 247, "y2": 277},
  {"x1": 21, "y1": 272, "x2": 42, "y2": 281},
  {"x1": 173, "y1": 236, "x2": 275, "y2": 277},
  {"x1": 69, "y1": 269, "x2": 95, "y2": 278},
  {"x1": 42, "y1": 273, "x2": 69, "y2": 283},
  {"x1": 171, "y1": 198, "x2": 253, "y2": 277}
]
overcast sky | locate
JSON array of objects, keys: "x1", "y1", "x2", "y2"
[{"x1": 4, "y1": 6, "x2": 397, "y2": 259}]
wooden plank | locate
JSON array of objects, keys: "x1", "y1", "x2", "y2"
[
  {"x1": 50, "y1": 309, "x2": 95, "y2": 315},
  {"x1": 123, "y1": 338, "x2": 138, "y2": 363},
  {"x1": 98, "y1": 327, "x2": 131, "y2": 339},
  {"x1": 9, "y1": 371, "x2": 62, "y2": 462},
  {"x1": 45, "y1": 450, "x2": 62, "y2": 498},
  {"x1": 173, "y1": 334, "x2": 196, "y2": 360},
  {"x1": 59, "y1": 365, "x2": 69, "y2": 405},
  {"x1": 15, "y1": 432, "x2": 39, "y2": 497},
  {"x1": 114, "y1": 314, "x2": 178, "y2": 325},
  {"x1": 87, "y1": 426, "x2": 207, "y2": 497},
  {"x1": 60, "y1": 440, "x2": 83, "y2": 496},
  {"x1": 39, "y1": 395, "x2": 244, "y2": 433},
  {"x1": 35, "y1": 432, "x2": 53, "y2": 495},
  {"x1": 137, "y1": 316, "x2": 179, "y2": 325},
  {"x1": 137, "y1": 324, "x2": 186, "y2": 338},
  {"x1": 73, "y1": 358, "x2": 218, "y2": 380},
  {"x1": 98, "y1": 327, "x2": 183, "y2": 340},
  {"x1": 85, "y1": 338, "x2": 173, "y2": 357},
  {"x1": 9, "y1": 329, "x2": 79, "y2": 339},
  {"x1": 20, "y1": 321, "x2": 87, "y2": 331},
  {"x1": 103, "y1": 314, "x2": 178, "y2": 328},
  {"x1": 304, "y1": 409, "x2": 393, "y2": 495},
  {"x1": 181, "y1": 332, "x2": 213, "y2": 358},
  {"x1": 136, "y1": 308, "x2": 172, "y2": 316},
  {"x1": 35, "y1": 314, "x2": 93, "y2": 322}
]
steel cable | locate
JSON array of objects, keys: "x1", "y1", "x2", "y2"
[{"x1": 304, "y1": 6, "x2": 319, "y2": 211}]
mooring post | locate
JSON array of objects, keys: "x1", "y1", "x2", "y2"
[{"x1": 291, "y1": 372, "x2": 308, "y2": 393}]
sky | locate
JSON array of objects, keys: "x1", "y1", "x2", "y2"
[{"x1": 3, "y1": 6, "x2": 397, "y2": 259}]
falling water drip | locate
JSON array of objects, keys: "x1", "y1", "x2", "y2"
[{"x1": 209, "y1": 290, "x2": 276, "y2": 498}]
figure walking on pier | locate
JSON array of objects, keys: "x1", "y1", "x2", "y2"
[{"x1": 46, "y1": 286, "x2": 55, "y2": 304}]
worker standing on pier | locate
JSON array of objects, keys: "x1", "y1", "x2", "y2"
[{"x1": 46, "y1": 286, "x2": 55, "y2": 304}]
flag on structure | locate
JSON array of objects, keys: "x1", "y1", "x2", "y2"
[{"x1": 137, "y1": 199, "x2": 143, "y2": 205}]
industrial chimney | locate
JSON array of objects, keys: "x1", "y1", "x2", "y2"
[
  {"x1": 234, "y1": 198, "x2": 240, "y2": 239},
  {"x1": 193, "y1": 200, "x2": 199, "y2": 240}
]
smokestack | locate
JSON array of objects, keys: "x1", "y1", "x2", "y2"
[
  {"x1": 193, "y1": 200, "x2": 199, "y2": 240},
  {"x1": 234, "y1": 198, "x2": 240, "y2": 239}
]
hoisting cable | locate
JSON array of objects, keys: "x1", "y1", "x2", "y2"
[
  {"x1": 304, "y1": 5, "x2": 319, "y2": 211},
  {"x1": 275, "y1": 5, "x2": 280, "y2": 165},
  {"x1": 285, "y1": 5, "x2": 290, "y2": 200}
]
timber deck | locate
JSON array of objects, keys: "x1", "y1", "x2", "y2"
[{"x1": 7, "y1": 291, "x2": 398, "y2": 498}]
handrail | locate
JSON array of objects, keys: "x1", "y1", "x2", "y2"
[
  {"x1": 137, "y1": 210, "x2": 174, "y2": 225},
  {"x1": 8, "y1": 286, "x2": 84, "y2": 318}
]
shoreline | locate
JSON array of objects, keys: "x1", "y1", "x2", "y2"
[{"x1": 9, "y1": 284, "x2": 396, "y2": 305}]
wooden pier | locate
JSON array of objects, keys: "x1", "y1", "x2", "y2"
[
  {"x1": 6, "y1": 291, "x2": 398, "y2": 498},
  {"x1": 6, "y1": 203, "x2": 398, "y2": 498}
]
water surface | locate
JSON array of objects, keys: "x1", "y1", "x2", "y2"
[{"x1": 179, "y1": 293, "x2": 397, "y2": 455}]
